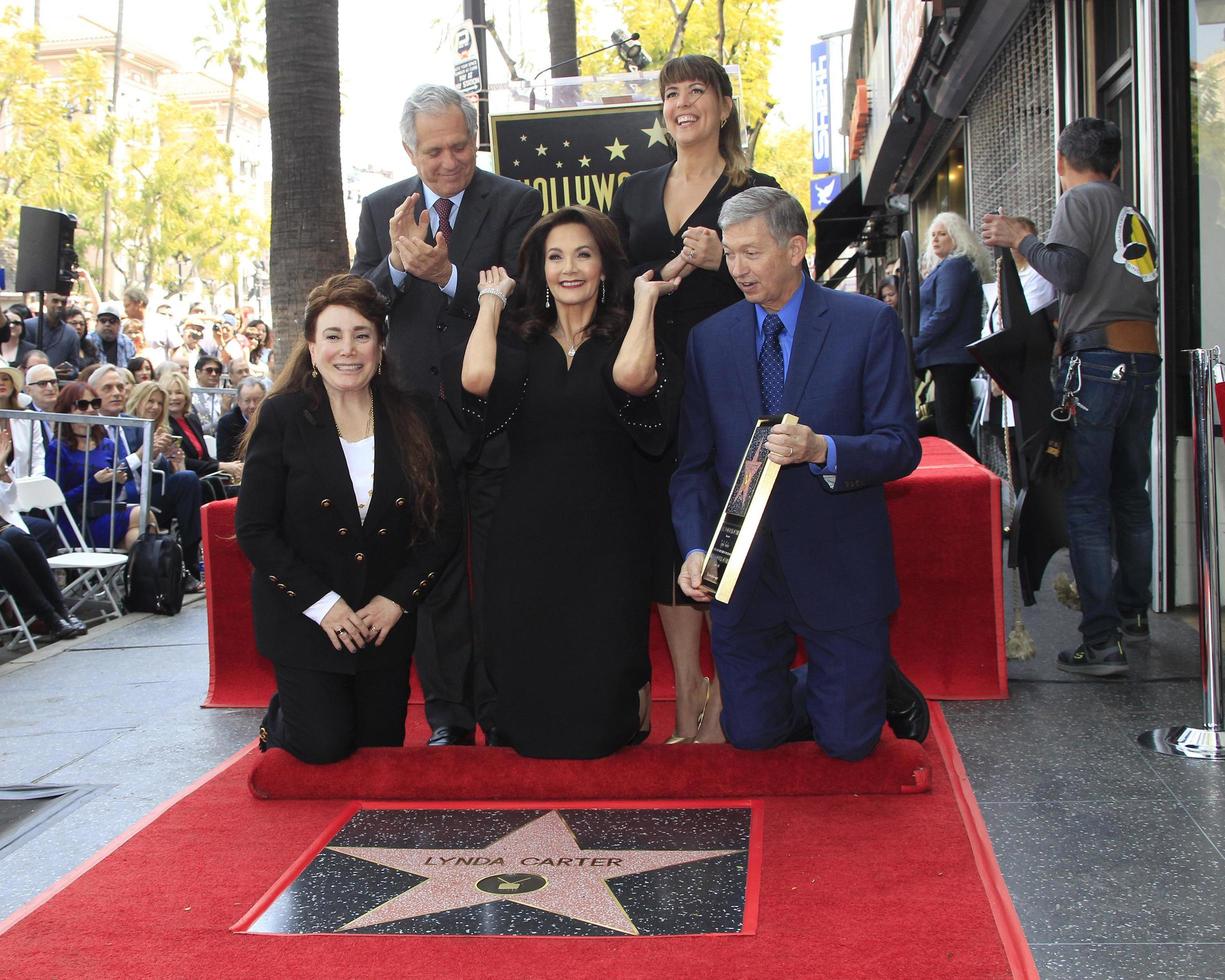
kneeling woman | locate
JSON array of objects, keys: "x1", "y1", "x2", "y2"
[{"x1": 236, "y1": 275, "x2": 460, "y2": 764}]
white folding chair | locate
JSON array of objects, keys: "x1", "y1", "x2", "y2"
[
  {"x1": 0, "y1": 588, "x2": 38, "y2": 652},
  {"x1": 13, "y1": 476, "x2": 127, "y2": 625},
  {"x1": 204, "y1": 434, "x2": 217, "y2": 458}
]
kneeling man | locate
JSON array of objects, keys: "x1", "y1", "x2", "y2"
[{"x1": 671, "y1": 187, "x2": 926, "y2": 760}]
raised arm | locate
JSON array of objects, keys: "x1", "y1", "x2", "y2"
[
  {"x1": 613, "y1": 271, "x2": 680, "y2": 396},
  {"x1": 461, "y1": 267, "x2": 515, "y2": 399}
]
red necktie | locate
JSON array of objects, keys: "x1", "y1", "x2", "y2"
[{"x1": 433, "y1": 198, "x2": 453, "y2": 246}]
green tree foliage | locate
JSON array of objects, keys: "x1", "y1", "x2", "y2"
[
  {"x1": 194, "y1": 0, "x2": 266, "y2": 145},
  {"x1": 0, "y1": 7, "x2": 262, "y2": 299}
]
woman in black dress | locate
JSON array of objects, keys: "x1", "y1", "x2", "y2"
[
  {"x1": 460, "y1": 206, "x2": 679, "y2": 759},
  {"x1": 610, "y1": 54, "x2": 781, "y2": 743}
]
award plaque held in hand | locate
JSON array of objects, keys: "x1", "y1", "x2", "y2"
[{"x1": 700, "y1": 413, "x2": 798, "y2": 602}]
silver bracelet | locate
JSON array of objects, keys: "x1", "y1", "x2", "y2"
[{"x1": 477, "y1": 286, "x2": 507, "y2": 308}]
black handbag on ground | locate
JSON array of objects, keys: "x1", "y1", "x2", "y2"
[{"x1": 124, "y1": 532, "x2": 185, "y2": 616}]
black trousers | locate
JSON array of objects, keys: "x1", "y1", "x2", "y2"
[
  {"x1": 266, "y1": 661, "x2": 412, "y2": 764},
  {"x1": 144, "y1": 470, "x2": 203, "y2": 568},
  {"x1": 929, "y1": 363, "x2": 980, "y2": 461},
  {"x1": 412, "y1": 461, "x2": 504, "y2": 733},
  {"x1": 0, "y1": 526, "x2": 66, "y2": 620}
]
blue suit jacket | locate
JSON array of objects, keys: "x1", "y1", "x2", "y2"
[
  {"x1": 670, "y1": 277, "x2": 921, "y2": 630},
  {"x1": 913, "y1": 254, "x2": 983, "y2": 368}
]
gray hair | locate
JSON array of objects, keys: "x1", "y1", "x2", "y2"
[
  {"x1": 235, "y1": 376, "x2": 268, "y2": 398},
  {"x1": 718, "y1": 187, "x2": 809, "y2": 247},
  {"x1": 399, "y1": 85, "x2": 478, "y2": 151},
  {"x1": 122, "y1": 285, "x2": 147, "y2": 306}
]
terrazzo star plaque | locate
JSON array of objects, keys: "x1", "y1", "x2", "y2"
[{"x1": 236, "y1": 802, "x2": 760, "y2": 937}]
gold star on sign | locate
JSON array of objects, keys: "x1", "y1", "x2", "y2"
[
  {"x1": 578, "y1": 155, "x2": 591, "y2": 168},
  {"x1": 641, "y1": 117, "x2": 669, "y2": 147},
  {"x1": 605, "y1": 138, "x2": 628, "y2": 161},
  {"x1": 563, "y1": 140, "x2": 571, "y2": 147},
  {"x1": 556, "y1": 161, "x2": 563, "y2": 169},
  {"x1": 520, "y1": 134, "x2": 527, "y2": 141},
  {"x1": 535, "y1": 144, "x2": 548, "y2": 156},
  {"x1": 512, "y1": 159, "x2": 520, "y2": 167}
]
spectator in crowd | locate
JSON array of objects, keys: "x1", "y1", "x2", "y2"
[
  {"x1": 244, "y1": 318, "x2": 273, "y2": 376},
  {"x1": 0, "y1": 425, "x2": 88, "y2": 640},
  {"x1": 88, "y1": 303, "x2": 137, "y2": 367},
  {"x1": 2, "y1": 309, "x2": 37, "y2": 367},
  {"x1": 914, "y1": 211, "x2": 991, "y2": 461},
  {"x1": 122, "y1": 377, "x2": 204, "y2": 591},
  {"x1": 127, "y1": 357, "x2": 154, "y2": 383},
  {"x1": 45, "y1": 381, "x2": 144, "y2": 551},
  {"x1": 6, "y1": 303, "x2": 32, "y2": 322},
  {"x1": 216, "y1": 376, "x2": 266, "y2": 462},
  {"x1": 877, "y1": 275, "x2": 900, "y2": 310},
  {"x1": 227, "y1": 358, "x2": 251, "y2": 387},
  {"x1": 26, "y1": 293, "x2": 79, "y2": 378},
  {"x1": 124, "y1": 285, "x2": 180, "y2": 359},
  {"x1": 982, "y1": 117, "x2": 1159, "y2": 675},
  {"x1": 153, "y1": 361, "x2": 180, "y2": 382},
  {"x1": 174, "y1": 320, "x2": 206, "y2": 376},
  {"x1": 191, "y1": 355, "x2": 226, "y2": 435},
  {"x1": 22, "y1": 349, "x2": 51, "y2": 371},
  {"x1": 161, "y1": 371, "x2": 242, "y2": 493},
  {"x1": 0, "y1": 364, "x2": 44, "y2": 478},
  {"x1": 23, "y1": 363, "x2": 60, "y2": 413}
]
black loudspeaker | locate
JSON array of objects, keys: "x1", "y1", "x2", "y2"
[{"x1": 16, "y1": 205, "x2": 77, "y2": 294}]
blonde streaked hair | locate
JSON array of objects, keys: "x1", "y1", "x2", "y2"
[{"x1": 125, "y1": 380, "x2": 171, "y2": 432}]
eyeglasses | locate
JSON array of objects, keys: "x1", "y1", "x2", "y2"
[
  {"x1": 29, "y1": 379, "x2": 58, "y2": 388},
  {"x1": 73, "y1": 398, "x2": 103, "y2": 411},
  {"x1": 97, "y1": 316, "x2": 119, "y2": 324}
]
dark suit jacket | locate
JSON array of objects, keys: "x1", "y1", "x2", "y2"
[
  {"x1": 350, "y1": 167, "x2": 543, "y2": 467},
  {"x1": 914, "y1": 254, "x2": 983, "y2": 368},
  {"x1": 670, "y1": 277, "x2": 922, "y2": 630},
  {"x1": 215, "y1": 405, "x2": 246, "y2": 462},
  {"x1": 235, "y1": 389, "x2": 461, "y2": 674},
  {"x1": 169, "y1": 412, "x2": 218, "y2": 477}
]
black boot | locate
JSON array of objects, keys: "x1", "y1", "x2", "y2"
[{"x1": 258, "y1": 692, "x2": 281, "y2": 752}]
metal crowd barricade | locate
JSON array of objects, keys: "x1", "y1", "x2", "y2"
[
  {"x1": 1138, "y1": 347, "x2": 1225, "y2": 760},
  {"x1": 1, "y1": 409, "x2": 154, "y2": 548},
  {"x1": 190, "y1": 385, "x2": 236, "y2": 435}
]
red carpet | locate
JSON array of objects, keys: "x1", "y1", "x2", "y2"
[
  {"x1": 0, "y1": 706, "x2": 1035, "y2": 979},
  {"x1": 203, "y1": 438, "x2": 1005, "y2": 710}
]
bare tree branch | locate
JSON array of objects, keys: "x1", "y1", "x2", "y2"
[
  {"x1": 745, "y1": 100, "x2": 775, "y2": 167},
  {"x1": 484, "y1": 17, "x2": 525, "y2": 83},
  {"x1": 715, "y1": 0, "x2": 727, "y2": 64},
  {"x1": 667, "y1": 0, "x2": 699, "y2": 60}
]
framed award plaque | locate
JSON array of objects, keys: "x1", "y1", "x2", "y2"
[{"x1": 700, "y1": 413, "x2": 797, "y2": 603}]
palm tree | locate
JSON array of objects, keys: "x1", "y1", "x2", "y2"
[
  {"x1": 547, "y1": 0, "x2": 577, "y2": 78},
  {"x1": 195, "y1": 0, "x2": 265, "y2": 145},
  {"x1": 264, "y1": 0, "x2": 348, "y2": 371}
]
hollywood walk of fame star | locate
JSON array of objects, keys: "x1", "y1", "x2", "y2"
[
  {"x1": 641, "y1": 118, "x2": 669, "y2": 148},
  {"x1": 578, "y1": 155, "x2": 591, "y2": 168},
  {"x1": 536, "y1": 143, "x2": 549, "y2": 156},
  {"x1": 605, "y1": 137, "x2": 628, "y2": 161},
  {"x1": 328, "y1": 810, "x2": 740, "y2": 935}
]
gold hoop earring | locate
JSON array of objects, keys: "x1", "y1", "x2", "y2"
[
  {"x1": 545, "y1": 287, "x2": 551, "y2": 309},
  {"x1": 720, "y1": 117, "x2": 728, "y2": 128}
]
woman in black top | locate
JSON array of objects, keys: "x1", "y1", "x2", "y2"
[{"x1": 610, "y1": 54, "x2": 780, "y2": 744}]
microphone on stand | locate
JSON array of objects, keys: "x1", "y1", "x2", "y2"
[{"x1": 529, "y1": 31, "x2": 641, "y2": 110}]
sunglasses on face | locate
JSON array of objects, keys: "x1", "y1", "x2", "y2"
[
  {"x1": 74, "y1": 398, "x2": 103, "y2": 410},
  {"x1": 199, "y1": 367, "x2": 221, "y2": 375}
]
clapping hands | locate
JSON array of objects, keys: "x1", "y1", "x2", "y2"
[{"x1": 389, "y1": 192, "x2": 453, "y2": 286}]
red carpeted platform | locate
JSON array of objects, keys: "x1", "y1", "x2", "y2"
[
  {"x1": 202, "y1": 436, "x2": 1005, "y2": 708},
  {"x1": 0, "y1": 706, "x2": 1036, "y2": 978},
  {"x1": 249, "y1": 730, "x2": 930, "y2": 800}
]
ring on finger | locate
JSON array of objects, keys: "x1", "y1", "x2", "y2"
[{"x1": 786, "y1": 446, "x2": 794, "y2": 457}]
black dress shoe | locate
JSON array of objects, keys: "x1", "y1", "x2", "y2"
[
  {"x1": 885, "y1": 659, "x2": 930, "y2": 742},
  {"x1": 48, "y1": 615, "x2": 85, "y2": 642},
  {"x1": 483, "y1": 727, "x2": 510, "y2": 747},
  {"x1": 62, "y1": 614, "x2": 88, "y2": 635},
  {"x1": 427, "y1": 726, "x2": 475, "y2": 746}
]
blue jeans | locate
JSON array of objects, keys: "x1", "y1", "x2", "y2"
[{"x1": 1060, "y1": 351, "x2": 1161, "y2": 644}]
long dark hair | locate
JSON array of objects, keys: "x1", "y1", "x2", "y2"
[
  {"x1": 658, "y1": 54, "x2": 750, "y2": 190},
  {"x1": 508, "y1": 206, "x2": 631, "y2": 344},
  {"x1": 241, "y1": 274, "x2": 440, "y2": 534},
  {"x1": 52, "y1": 381, "x2": 108, "y2": 450}
]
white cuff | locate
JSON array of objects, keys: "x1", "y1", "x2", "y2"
[
  {"x1": 388, "y1": 255, "x2": 408, "y2": 288},
  {"x1": 440, "y1": 264, "x2": 458, "y2": 297},
  {"x1": 303, "y1": 591, "x2": 342, "y2": 625}
]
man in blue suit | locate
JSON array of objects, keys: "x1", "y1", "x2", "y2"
[{"x1": 671, "y1": 187, "x2": 928, "y2": 759}]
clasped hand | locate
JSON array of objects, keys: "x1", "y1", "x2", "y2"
[
  {"x1": 320, "y1": 596, "x2": 403, "y2": 653},
  {"x1": 93, "y1": 466, "x2": 128, "y2": 485},
  {"x1": 389, "y1": 192, "x2": 452, "y2": 286},
  {"x1": 478, "y1": 266, "x2": 516, "y2": 303},
  {"x1": 660, "y1": 225, "x2": 722, "y2": 281}
]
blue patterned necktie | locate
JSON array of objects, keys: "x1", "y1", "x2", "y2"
[{"x1": 758, "y1": 313, "x2": 786, "y2": 415}]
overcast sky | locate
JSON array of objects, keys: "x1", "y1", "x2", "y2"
[{"x1": 25, "y1": 0, "x2": 853, "y2": 177}]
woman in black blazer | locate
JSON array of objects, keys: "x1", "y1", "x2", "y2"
[
  {"x1": 610, "y1": 54, "x2": 782, "y2": 745},
  {"x1": 236, "y1": 274, "x2": 460, "y2": 764}
]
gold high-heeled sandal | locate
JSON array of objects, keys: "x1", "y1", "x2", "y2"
[{"x1": 666, "y1": 677, "x2": 711, "y2": 745}]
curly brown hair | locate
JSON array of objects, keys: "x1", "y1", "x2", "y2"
[{"x1": 243, "y1": 274, "x2": 440, "y2": 534}]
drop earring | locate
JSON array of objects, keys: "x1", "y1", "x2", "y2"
[
  {"x1": 720, "y1": 117, "x2": 728, "y2": 128},
  {"x1": 545, "y1": 286, "x2": 551, "y2": 309},
  {"x1": 311, "y1": 363, "x2": 318, "y2": 379},
  {"x1": 600, "y1": 279, "x2": 606, "y2": 304}
]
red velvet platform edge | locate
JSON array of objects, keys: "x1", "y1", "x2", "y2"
[
  {"x1": 247, "y1": 729, "x2": 932, "y2": 801},
  {"x1": 929, "y1": 704, "x2": 1040, "y2": 980}
]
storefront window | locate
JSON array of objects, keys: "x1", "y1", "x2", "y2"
[
  {"x1": 1191, "y1": 2, "x2": 1225, "y2": 349},
  {"x1": 913, "y1": 140, "x2": 967, "y2": 242}
]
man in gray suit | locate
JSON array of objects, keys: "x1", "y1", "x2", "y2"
[{"x1": 352, "y1": 84, "x2": 542, "y2": 747}]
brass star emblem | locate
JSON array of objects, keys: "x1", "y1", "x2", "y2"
[
  {"x1": 520, "y1": 134, "x2": 528, "y2": 141},
  {"x1": 512, "y1": 159, "x2": 520, "y2": 167},
  {"x1": 605, "y1": 137, "x2": 628, "y2": 161},
  {"x1": 578, "y1": 155, "x2": 591, "y2": 168},
  {"x1": 556, "y1": 161, "x2": 564, "y2": 169},
  {"x1": 329, "y1": 810, "x2": 740, "y2": 935},
  {"x1": 536, "y1": 143, "x2": 549, "y2": 156},
  {"x1": 641, "y1": 117, "x2": 669, "y2": 147},
  {"x1": 563, "y1": 139, "x2": 571, "y2": 147}
]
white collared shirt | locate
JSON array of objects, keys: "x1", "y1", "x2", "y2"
[{"x1": 386, "y1": 183, "x2": 465, "y2": 297}]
